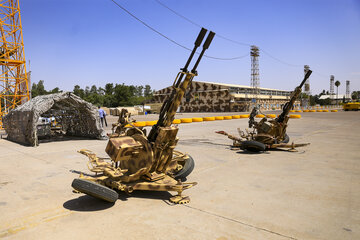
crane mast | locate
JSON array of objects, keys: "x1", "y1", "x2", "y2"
[{"x1": 0, "y1": 0, "x2": 29, "y2": 129}]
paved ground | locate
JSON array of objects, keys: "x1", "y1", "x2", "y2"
[{"x1": 0, "y1": 110, "x2": 359, "y2": 240}]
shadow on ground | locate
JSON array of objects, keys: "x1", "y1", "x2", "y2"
[
  {"x1": 63, "y1": 195, "x2": 115, "y2": 211},
  {"x1": 63, "y1": 191, "x2": 175, "y2": 211},
  {"x1": 117, "y1": 190, "x2": 174, "y2": 205},
  {"x1": 236, "y1": 150, "x2": 269, "y2": 155}
]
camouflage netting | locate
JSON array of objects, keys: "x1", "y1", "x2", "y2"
[{"x1": 3, "y1": 92, "x2": 106, "y2": 146}]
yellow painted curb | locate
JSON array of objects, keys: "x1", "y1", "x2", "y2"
[
  {"x1": 203, "y1": 117, "x2": 215, "y2": 121},
  {"x1": 290, "y1": 110, "x2": 295, "y2": 112},
  {"x1": 215, "y1": 116, "x2": 224, "y2": 120},
  {"x1": 309, "y1": 110, "x2": 316, "y2": 112},
  {"x1": 192, "y1": 117, "x2": 203, "y2": 122},
  {"x1": 295, "y1": 110, "x2": 302, "y2": 112},
  {"x1": 146, "y1": 120, "x2": 157, "y2": 126},
  {"x1": 289, "y1": 114, "x2": 301, "y2": 119},
  {"x1": 303, "y1": 110, "x2": 309, "y2": 112},
  {"x1": 224, "y1": 116, "x2": 232, "y2": 120},
  {"x1": 181, "y1": 118, "x2": 192, "y2": 123},
  {"x1": 323, "y1": 110, "x2": 329, "y2": 112},
  {"x1": 240, "y1": 114, "x2": 249, "y2": 118},
  {"x1": 266, "y1": 114, "x2": 276, "y2": 118},
  {"x1": 172, "y1": 119, "x2": 181, "y2": 124},
  {"x1": 331, "y1": 110, "x2": 338, "y2": 112},
  {"x1": 232, "y1": 115, "x2": 240, "y2": 119},
  {"x1": 316, "y1": 110, "x2": 323, "y2": 112},
  {"x1": 256, "y1": 114, "x2": 265, "y2": 118},
  {"x1": 134, "y1": 121, "x2": 146, "y2": 127}
]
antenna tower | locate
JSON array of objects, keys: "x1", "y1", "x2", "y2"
[
  {"x1": 330, "y1": 75, "x2": 334, "y2": 99},
  {"x1": 250, "y1": 45, "x2": 259, "y2": 102},
  {"x1": 0, "y1": 0, "x2": 29, "y2": 129},
  {"x1": 346, "y1": 80, "x2": 350, "y2": 100}
]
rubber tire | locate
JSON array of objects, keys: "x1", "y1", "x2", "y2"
[
  {"x1": 241, "y1": 140, "x2": 266, "y2": 152},
  {"x1": 281, "y1": 133, "x2": 290, "y2": 143},
  {"x1": 72, "y1": 178, "x2": 118, "y2": 203},
  {"x1": 173, "y1": 155, "x2": 195, "y2": 180}
]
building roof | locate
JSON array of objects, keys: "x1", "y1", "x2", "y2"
[
  {"x1": 196, "y1": 81, "x2": 291, "y2": 92},
  {"x1": 319, "y1": 94, "x2": 348, "y2": 100}
]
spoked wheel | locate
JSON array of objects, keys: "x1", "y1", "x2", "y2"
[
  {"x1": 172, "y1": 151, "x2": 195, "y2": 180},
  {"x1": 241, "y1": 140, "x2": 266, "y2": 152},
  {"x1": 72, "y1": 178, "x2": 118, "y2": 203}
]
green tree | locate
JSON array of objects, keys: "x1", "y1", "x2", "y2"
[
  {"x1": 50, "y1": 87, "x2": 61, "y2": 93},
  {"x1": 37, "y1": 80, "x2": 47, "y2": 95},
  {"x1": 69, "y1": 82, "x2": 154, "y2": 107},
  {"x1": 135, "y1": 85, "x2": 144, "y2": 97},
  {"x1": 97, "y1": 87, "x2": 105, "y2": 96},
  {"x1": 144, "y1": 85, "x2": 152, "y2": 98},
  {"x1": 31, "y1": 82, "x2": 38, "y2": 98},
  {"x1": 73, "y1": 85, "x2": 85, "y2": 98},
  {"x1": 335, "y1": 80, "x2": 340, "y2": 104},
  {"x1": 114, "y1": 84, "x2": 134, "y2": 106},
  {"x1": 105, "y1": 83, "x2": 114, "y2": 95},
  {"x1": 90, "y1": 85, "x2": 97, "y2": 94},
  {"x1": 84, "y1": 86, "x2": 90, "y2": 98},
  {"x1": 351, "y1": 91, "x2": 359, "y2": 101},
  {"x1": 31, "y1": 80, "x2": 47, "y2": 98},
  {"x1": 319, "y1": 89, "x2": 326, "y2": 97}
]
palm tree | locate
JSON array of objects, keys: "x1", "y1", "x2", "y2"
[{"x1": 335, "y1": 80, "x2": 340, "y2": 104}]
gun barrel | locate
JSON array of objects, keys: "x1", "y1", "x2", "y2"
[
  {"x1": 194, "y1": 28, "x2": 208, "y2": 48},
  {"x1": 148, "y1": 28, "x2": 210, "y2": 142},
  {"x1": 299, "y1": 70, "x2": 312, "y2": 89},
  {"x1": 181, "y1": 28, "x2": 207, "y2": 75},
  {"x1": 276, "y1": 70, "x2": 312, "y2": 123},
  {"x1": 191, "y1": 31, "x2": 215, "y2": 73}
]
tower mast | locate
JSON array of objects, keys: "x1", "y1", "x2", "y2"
[
  {"x1": 0, "y1": 0, "x2": 29, "y2": 129},
  {"x1": 250, "y1": 45, "x2": 259, "y2": 107}
]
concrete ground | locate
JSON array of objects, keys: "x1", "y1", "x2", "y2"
[{"x1": 0, "y1": 110, "x2": 359, "y2": 240}]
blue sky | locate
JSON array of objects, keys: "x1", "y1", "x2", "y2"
[{"x1": 21, "y1": 0, "x2": 360, "y2": 95}]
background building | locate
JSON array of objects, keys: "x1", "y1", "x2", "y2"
[{"x1": 148, "y1": 81, "x2": 296, "y2": 112}]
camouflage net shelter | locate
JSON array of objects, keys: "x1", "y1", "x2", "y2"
[{"x1": 3, "y1": 92, "x2": 106, "y2": 146}]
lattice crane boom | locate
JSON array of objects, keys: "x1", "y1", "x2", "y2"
[{"x1": 0, "y1": 0, "x2": 29, "y2": 129}]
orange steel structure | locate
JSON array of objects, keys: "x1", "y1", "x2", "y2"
[{"x1": 0, "y1": 0, "x2": 29, "y2": 129}]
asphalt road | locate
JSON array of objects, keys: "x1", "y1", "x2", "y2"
[{"x1": 0, "y1": 111, "x2": 359, "y2": 240}]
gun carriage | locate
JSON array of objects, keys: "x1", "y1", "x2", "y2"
[
  {"x1": 216, "y1": 70, "x2": 312, "y2": 152},
  {"x1": 72, "y1": 28, "x2": 215, "y2": 204}
]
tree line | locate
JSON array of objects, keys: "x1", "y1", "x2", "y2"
[
  {"x1": 31, "y1": 80, "x2": 153, "y2": 107},
  {"x1": 30, "y1": 80, "x2": 359, "y2": 108}
]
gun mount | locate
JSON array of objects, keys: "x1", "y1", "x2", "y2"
[
  {"x1": 71, "y1": 28, "x2": 215, "y2": 204},
  {"x1": 216, "y1": 71, "x2": 312, "y2": 152}
]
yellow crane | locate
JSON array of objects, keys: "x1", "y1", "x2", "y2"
[{"x1": 0, "y1": 0, "x2": 29, "y2": 129}]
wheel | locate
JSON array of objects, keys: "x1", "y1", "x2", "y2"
[
  {"x1": 71, "y1": 178, "x2": 118, "y2": 203},
  {"x1": 281, "y1": 133, "x2": 290, "y2": 143},
  {"x1": 241, "y1": 140, "x2": 266, "y2": 152},
  {"x1": 173, "y1": 155, "x2": 195, "y2": 180}
]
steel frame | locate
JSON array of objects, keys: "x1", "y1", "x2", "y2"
[{"x1": 0, "y1": 0, "x2": 29, "y2": 129}]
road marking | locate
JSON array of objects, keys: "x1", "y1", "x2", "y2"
[
  {"x1": 184, "y1": 205, "x2": 298, "y2": 240},
  {"x1": 0, "y1": 207, "x2": 72, "y2": 238}
]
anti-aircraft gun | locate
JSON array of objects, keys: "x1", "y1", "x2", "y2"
[
  {"x1": 71, "y1": 28, "x2": 215, "y2": 204},
  {"x1": 216, "y1": 70, "x2": 312, "y2": 152}
]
